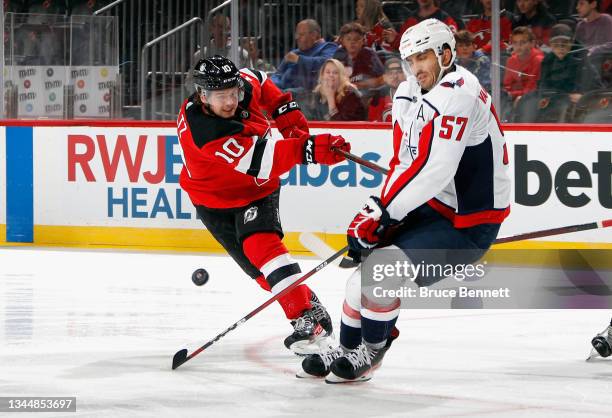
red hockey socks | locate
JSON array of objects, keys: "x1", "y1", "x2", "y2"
[{"x1": 244, "y1": 233, "x2": 312, "y2": 319}]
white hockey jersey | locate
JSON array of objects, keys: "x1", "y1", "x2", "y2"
[{"x1": 381, "y1": 65, "x2": 511, "y2": 228}]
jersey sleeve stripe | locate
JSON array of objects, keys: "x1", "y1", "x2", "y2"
[
  {"x1": 257, "y1": 136, "x2": 277, "y2": 179},
  {"x1": 381, "y1": 117, "x2": 436, "y2": 207},
  {"x1": 235, "y1": 136, "x2": 257, "y2": 175},
  {"x1": 246, "y1": 136, "x2": 269, "y2": 177},
  {"x1": 241, "y1": 68, "x2": 266, "y2": 85}
]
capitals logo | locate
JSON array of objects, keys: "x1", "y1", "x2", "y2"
[{"x1": 441, "y1": 78, "x2": 465, "y2": 89}]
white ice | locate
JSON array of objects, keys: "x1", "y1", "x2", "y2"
[{"x1": 0, "y1": 247, "x2": 611, "y2": 418}]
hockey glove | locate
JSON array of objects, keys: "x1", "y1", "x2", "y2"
[
  {"x1": 346, "y1": 196, "x2": 392, "y2": 263},
  {"x1": 273, "y1": 101, "x2": 309, "y2": 139},
  {"x1": 303, "y1": 134, "x2": 351, "y2": 165}
]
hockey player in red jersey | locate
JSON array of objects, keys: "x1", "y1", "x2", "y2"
[
  {"x1": 299, "y1": 19, "x2": 511, "y2": 382},
  {"x1": 176, "y1": 55, "x2": 350, "y2": 354}
]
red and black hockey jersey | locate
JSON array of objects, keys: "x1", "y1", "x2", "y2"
[{"x1": 177, "y1": 69, "x2": 308, "y2": 209}]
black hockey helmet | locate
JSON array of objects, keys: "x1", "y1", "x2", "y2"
[{"x1": 192, "y1": 55, "x2": 242, "y2": 92}]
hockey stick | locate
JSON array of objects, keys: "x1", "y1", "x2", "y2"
[
  {"x1": 333, "y1": 147, "x2": 389, "y2": 175},
  {"x1": 300, "y1": 219, "x2": 612, "y2": 268},
  {"x1": 172, "y1": 245, "x2": 348, "y2": 370}
]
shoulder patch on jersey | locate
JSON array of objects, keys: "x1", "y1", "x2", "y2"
[
  {"x1": 184, "y1": 100, "x2": 244, "y2": 149},
  {"x1": 441, "y1": 78, "x2": 464, "y2": 89}
]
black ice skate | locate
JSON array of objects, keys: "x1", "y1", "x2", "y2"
[
  {"x1": 588, "y1": 318, "x2": 612, "y2": 360},
  {"x1": 325, "y1": 327, "x2": 399, "y2": 384},
  {"x1": 296, "y1": 346, "x2": 345, "y2": 378},
  {"x1": 284, "y1": 292, "x2": 334, "y2": 355}
]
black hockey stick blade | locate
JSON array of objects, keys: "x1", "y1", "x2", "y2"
[
  {"x1": 172, "y1": 349, "x2": 189, "y2": 370},
  {"x1": 339, "y1": 256, "x2": 360, "y2": 268}
]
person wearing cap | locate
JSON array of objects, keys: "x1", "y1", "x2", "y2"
[
  {"x1": 455, "y1": 30, "x2": 492, "y2": 92},
  {"x1": 367, "y1": 57, "x2": 407, "y2": 122},
  {"x1": 176, "y1": 55, "x2": 351, "y2": 355},
  {"x1": 517, "y1": 23, "x2": 603, "y2": 122}
]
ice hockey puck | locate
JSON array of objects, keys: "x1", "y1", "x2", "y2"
[{"x1": 192, "y1": 268, "x2": 209, "y2": 286}]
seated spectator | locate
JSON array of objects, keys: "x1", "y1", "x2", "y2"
[
  {"x1": 512, "y1": 0, "x2": 556, "y2": 47},
  {"x1": 503, "y1": 26, "x2": 544, "y2": 104},
  {"x1": 271, "y1": 19, "x2": 338, "y2": 93},
  {"x1": 385, "y1": 0, "x2": 461, "y2": 51},
  {"x1": 455, "y1": 30, "x2": 492, "y2": 92},
  {"x1": 575, "y1": 0, "x2": 612, "y2": 55},
  {"x1": 356, "y1": 0, "x2": 395, "y2": 53},
  {"x1": 202, "y1": 14, "x2": 249, "y2": 68},
  {"x1": 368, "y1": 57, "x2": 406, "y2": 122},
  {"x1": 333, "y1": 22, "x2": 385, "y2": 91},
  {"x1": 304, "y1": 59, "x2": 367, "y2": 121},
  {"x1": 467, "y1": 0, "x2": 514, "y2": 54},
  {"x1": 241, "y1": 36, "x2": 276, "y2": 73},
  {"x1": 515, "y1": 23, "x2": 604, "y2": 122},
  {"x1": 539, "y1": 24, "x2": 602, "y2": 101}
]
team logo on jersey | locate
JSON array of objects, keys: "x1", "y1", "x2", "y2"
[
  {"x1": 441, "y1": 78, "x2": 465, "y2": 89},
  {"x1": 244, "y1": 206, "x2": 258, "y2": 224},
  {"x1": 240, "y1": 110, "x2": 250, "y2": 119}
]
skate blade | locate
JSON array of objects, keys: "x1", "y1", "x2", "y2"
[
  {"x1": 325, "y1": 371, "x2": 372, "y2": 384},
  {"x1": 289, "y1": 334, "x2": 336, "y2": 356},
  {"x1": 586, "y1": 347, "x2": 599, "y2": 361},
  {"x1": 295, "y1": 369, "x2": 327, "y2": 379}
]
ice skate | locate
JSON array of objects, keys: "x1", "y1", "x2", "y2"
[
  {"x1": 587, "y1": 318, "x2": 612, "y2": 361},
  {"x1": 296, "y1": 346, "x2": 345, "y2": 378},
  {"x1": 325, "y1": 327, "x2": 399, "y2": 384},
  {"x1": 284, "y1": 292, "x2": 334, "y2": 355}
]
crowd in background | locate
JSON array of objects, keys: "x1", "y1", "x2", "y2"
[
  {"x1": 3, "y1": 0, "x2": 612, "y2": 123},
  {"x1": 248, "y1": 0, "x2": 612, "y2": 123}
]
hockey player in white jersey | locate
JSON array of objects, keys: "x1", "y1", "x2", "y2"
[{"x1": 299, "y1": 19, "x2": 511, "y2": 383}]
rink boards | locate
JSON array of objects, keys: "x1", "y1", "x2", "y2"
[{"x1": 0, "y1": 120, "x2": 610, "y2": 251}]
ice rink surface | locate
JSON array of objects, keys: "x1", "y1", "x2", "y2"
[{"x1": 1, "y1": 247, "x2": 611, "y2": 417}]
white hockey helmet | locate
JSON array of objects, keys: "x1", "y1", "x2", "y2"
[{"x1": 399, "y1": 18, "x2": 456, "y2": 82}]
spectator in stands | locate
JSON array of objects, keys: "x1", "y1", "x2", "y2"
[
  {"x1": 539, "y1": 24, "x2": 602, "y2": 98},
  {"x1": 185, "y1": 14, "x2": 250, "y2": 94},
  {"x1": 241, "y1": 37, "x2": 276, "y2": 73},
  {"x1": 271, "y1": 19, "x2": 338, "y2": 93},
  {"x1": 333, "y1": 22, "x2": 385, "y2": 91},
  {"x1": 467, "y1": 0, "x2": 514, "y2": 54},
  {"x1": 304, "y1": 58, "x2": 367, "y2": 121},
  {"x1": 517, "y1": 23, "x2": 603, "y2": 122},
  {"x1": 503, "y1": 26, "x2": 544, "y2": 104},
  {"x1": 202, "y1": 13, "x2": 249, "y2": 68},
  {"x1": 368, "y1": 57, "x2": 406, "y2": 122},
  {"x1": 355, "y1": 0, "x2": 395, "y2": 53},
  {"x1": 575, "y1": 0, "x2": 612, "y2": 55},
  {"x1": 512, "y1": 0, "x2": 556, "y2": 47},
  {"x1": 455, "y1": 30, "x2": 492, "y2": 92},
  {"x1": 385, "y1": 0, "x2": 460, "y2": 51}
]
